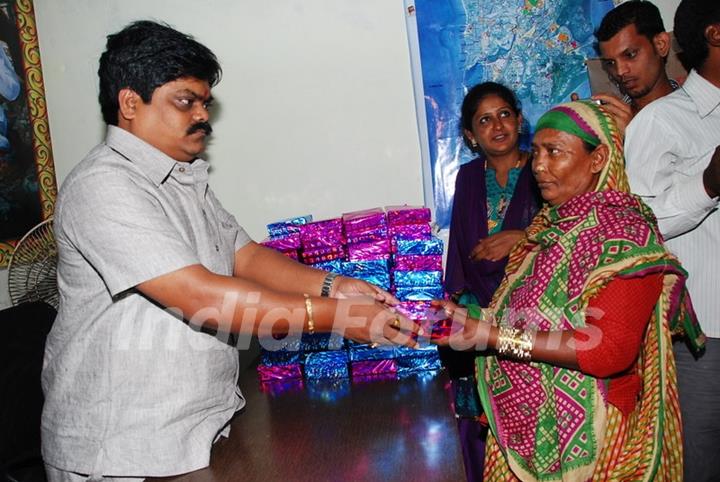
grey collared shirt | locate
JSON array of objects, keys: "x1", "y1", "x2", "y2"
[{"x1": 42, "y1": 125, "x2": 252, "y2": 476}]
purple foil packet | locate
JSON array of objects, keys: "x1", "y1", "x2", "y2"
[
  {"x1": 300, "y1": 218, "x2": 343, "y2": 240},
  {"x1": 395, "y1": 301, "x2": 433, "y2": 321},
  {"x1": 347, "y1": 239, "x2": 391, "y2": 261},
  {"x1": 393, "y1": 254, "x2": 443, "y2": 271},
  {"x1": 389, "y1": 223, "x2": 432, "y2": 240},
  {"x1": 257, "y1": 363, "x2": 303, "y2": 382},
  {"x1": 261, "y1": 233, "x2": 301, "y2": 251},
  {"x1": 302, "y1": 251, "x2": 346, "y2": 265},
  {"x1": 394, "y1": 286, "x2": 445, "y2": 301},
  {"x1": 346, "y1": 226, "x2": 388, "y2": 245},
  {"x1": 304, "y1": 351, "x2": 350, "y2": 379},
  {"x1": 386, "y1": 205, "x2": 431, "y2": 226},
  {"x1": 351, "y1": 359, "x2": 398, "y2": 377},
  {"x1": 395, "y1": 237, "x2": 444, "y2": 256},
  {"x1": 302, "y1": 245, "x2": 346, "y2": 258},
  {"x1": 342, "y1": 207, "x2": 387, "y2": 232},
  {"x1": 393, "y1": 270, "x2": 443, "y2": 288}
]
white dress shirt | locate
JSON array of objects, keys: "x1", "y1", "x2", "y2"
[{"x1": 625, "y1": 70, "x2": 720, "y2": 338}]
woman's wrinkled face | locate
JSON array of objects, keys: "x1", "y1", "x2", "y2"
[
  {"x1": 531, "y1": 128, "x2": 605, "y2": 206},
  {"x1": 464, "y1": 94, "x2": 522, "y2": 158}
]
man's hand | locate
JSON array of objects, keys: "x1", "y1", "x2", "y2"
[
  {"x1": 703, "y1": 145, "x2": 720, "y2": 198},
  {"x1": 331, "y1": 275, "x2": 399, "y2": 306},
  {"x1": 470, "y1": 230, "x2": 524, "y2": 262},
  {"x1": 332, "y1": 296, "x2": 420, "y2": 347},
  {"x1": 592, "y1": 93, "x2": 634, "y2": 136}
]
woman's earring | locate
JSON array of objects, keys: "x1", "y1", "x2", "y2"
[{"x1": 471, "y1": 140, "x2": 478, "y2": 148}]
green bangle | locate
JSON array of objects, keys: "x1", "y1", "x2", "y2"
[{"x1": 320, "y1": 272, "x2": 338, "y2": 297}]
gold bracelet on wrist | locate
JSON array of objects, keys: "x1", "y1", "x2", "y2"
[
  {"x1": 303, "y1": 294, "x2": 315, "y2": 334},
  {"x1": 496, "y1": 325, "x2": 534, "y2": 362}
]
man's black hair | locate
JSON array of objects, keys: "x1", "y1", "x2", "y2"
[
  {"x1": 595, "y1": 0, "x2": 665, "y2": 43},
  {"x1": 98, "y1": 20, "x2": 221, "y2": 125},
  {"x1": 674, "y1": 0, "x2": 720, "y2": 71}
]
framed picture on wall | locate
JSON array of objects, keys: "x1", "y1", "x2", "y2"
[{"x1": 0, "y1": 0, "x2": 55, "y2": 266}]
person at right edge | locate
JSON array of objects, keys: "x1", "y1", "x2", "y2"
[
  {"x1": 442, "y1": 82, "x2": 541, "y2": 481},
  {"x1": 624, "y1": 1, "x2": 720, "y2": 480}
]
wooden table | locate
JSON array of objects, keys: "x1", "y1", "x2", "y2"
[{"x1": 158, "y1": 367, "x2": 465, "y2": 482}]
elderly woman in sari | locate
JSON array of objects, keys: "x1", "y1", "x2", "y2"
[{"x1": 436, "y1": 100, "x2": 704, "y2": 481}]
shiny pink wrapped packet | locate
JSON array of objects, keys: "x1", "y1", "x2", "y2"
[
  {"x1": 260, "y1": 233, "x2": 301, "y2": 251},
  {"x1": 257, "y1": 363, "x2": 303, "y2": 382},
  {"x1": 351, "y1": 359, "x2": 398, "y2": 378},
  {"x1": 342, "y1": 207, "x2": 387, "y2": 232},
  {"x1": 300, "y1": 218, "x2": 345, "y2": 248},
  {"x1": 386, "y1": 205, "x2": 431, "y2": 226},
  {"x1": 346, "y1": 227, "x2": 388, "y2": 245},
  {"x1": 302, "y1": 250, "x2": 346, "y2": 265},
  {"x1": 347, "y1": 239, "x2": 391, "y2": 261},
  {"x1": 393, "y1": 254, "x2": 443, "y2": 271}
]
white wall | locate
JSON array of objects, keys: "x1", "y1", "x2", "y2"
[
  {"x1": 0, "y1": 0, "x2": 426, "y2": 308},
  {"x1": 652, "y1": 0, "x2": 680, "y2": 30}
]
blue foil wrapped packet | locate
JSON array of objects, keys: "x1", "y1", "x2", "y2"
[
  {"x1": 396, "y1": 351, "x2": 441, "y2": 376},
  {"x1": 394, "y1": 344, "x2": 438, "y2": 358},
  {"x1": 343, "y1": 260, "x2": 391, "y2": 290},
  {"x1": 310, "y1": 259, "x2": 345, "y2": 274},
  {"x1": 393, "y1": 270, "x2": 443, "y2": 288},
  {"x1": 300, "y1": 332, "x2": 345, "y2": 352},
  {"x1": 343, "y1": 259, "x2": 389, "y2": 277},
  {"x1": 260, "y1": 348, "x2": 301, "y2": 366},
  {"x1": 304, "y1": 351, "x2": 350, "y2": 379},
  {"x1": 348, "y1": 342, "x2": 396, "y2": 362},
  {"x1": 396, "y1": 237, "x2": 444, "y2": 256},
  {"x1": 267, "y1": 214, "x2": 313, "y2": 237},
  {"x1": 394, "y1": 286, "x2": 445, "y2": 301}
]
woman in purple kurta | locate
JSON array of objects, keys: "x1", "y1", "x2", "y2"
[{"x1": 441, "y1": 82, "x2": 540, "y2": 482}]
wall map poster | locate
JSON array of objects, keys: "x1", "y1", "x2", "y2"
[{"x1": 407, "y1": 0, "x2": 615, "y2": 228}]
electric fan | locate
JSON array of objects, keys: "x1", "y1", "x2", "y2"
[{"x1": 7, "y1": 217, "x2": 58, "y2": 309}]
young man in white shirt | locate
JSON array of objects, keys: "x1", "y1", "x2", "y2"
[
  {"x1": 624, "y1": 1, "x2": 720, "y2": 480},
  {"x1": 592, "y1": 0, "x2": 678, "y2": 133}
]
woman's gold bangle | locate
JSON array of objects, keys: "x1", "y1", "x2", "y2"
[
  {"x1": 303, "y1": 294, "x2": 315, "y2": 334},
  {"x1": 496, "y1": 325, "x2": 534, "y2": 362}
]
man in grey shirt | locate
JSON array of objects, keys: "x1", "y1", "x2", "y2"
[{"x1": 42, "y1": 21, "x2": 419, "y2": 480}]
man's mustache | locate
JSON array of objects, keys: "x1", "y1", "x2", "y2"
[{"x1": 187, "y1": 121, "x2": 212, "y2": 136}]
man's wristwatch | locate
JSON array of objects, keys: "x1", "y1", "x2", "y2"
[{"x1": 320, "y1": 272, "x2": 339, "y2": 297}]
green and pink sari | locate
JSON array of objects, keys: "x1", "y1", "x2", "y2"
[{"x1": 478, "y1": 101, "x2": 704, "y2": 481}]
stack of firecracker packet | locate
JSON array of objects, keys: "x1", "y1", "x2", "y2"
[{"x1": 257, "y1": 206, "x2": 448, "y2": 391}]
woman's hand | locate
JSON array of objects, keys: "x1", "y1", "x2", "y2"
[
  {"x1": 470, "y1": 230, "x2": 525, "y2": 262},
  {"x1": 331, "y1": 275, "x2": 399, "y2": 306},
  {"x1": 332, "y1": 296, "x2": 420, "y2": 347}
]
